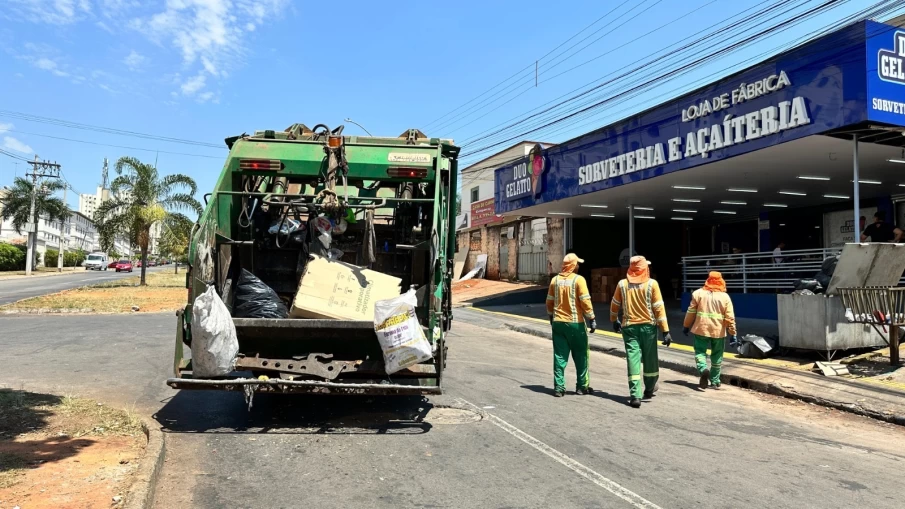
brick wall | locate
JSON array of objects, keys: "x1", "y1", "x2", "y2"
[
  {"x1": 486, "y1": 225, "x2": 501, "y2": 280},
  {"x1": 546, "y1": 218, "x2": 564, "y2": 278},
  {"x1": 508, "y1": 225, "x2": 518, "y2": 281}
]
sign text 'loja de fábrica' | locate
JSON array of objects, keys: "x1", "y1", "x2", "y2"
[{"x1": 579, "y1": 71, "x2": 811, "y2": 187}]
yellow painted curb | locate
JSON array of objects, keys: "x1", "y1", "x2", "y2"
[{"x1": 470, "y1": 306, "x2": 800, "y2": 369}]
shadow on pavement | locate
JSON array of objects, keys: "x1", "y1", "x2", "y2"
[
  {"x1": 521, "y1": 384, "x2": 631, "y2": 406},
  {"x1": 153, "y1": 390, "x2": 434, "y2": 435},
  {"x1": 664, "y1": 379, "x2": 705, "y2": 392}
]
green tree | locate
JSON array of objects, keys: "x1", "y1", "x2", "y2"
[
  {"x1": 94, "y1": 157, "x2": 201, "y2": 286},
  {"x1": 0, "y1": 177, "x2": 69, "y2": 267},
  {"x1": 158, "y1": 213, "x2": 193, "y2": 274}
]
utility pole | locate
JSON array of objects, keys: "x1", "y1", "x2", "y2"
[
  {"x1": 58, "y1": 184, "x2": 68, "y2": 272},
  {"x1": 25, "y1": 156, "x2": 62, "y2": 276}
]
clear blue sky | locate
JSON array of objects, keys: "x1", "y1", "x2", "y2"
[{"x1": 0, "y1": 0, "x2": 900, "y2": 210}]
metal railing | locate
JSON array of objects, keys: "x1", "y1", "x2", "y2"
[
  {"x1": 682, "y1": 247, "x2": 905, "y2": 293},
  {"x1": 682, "y1": 248, "x2": 843, "y2": 293}
]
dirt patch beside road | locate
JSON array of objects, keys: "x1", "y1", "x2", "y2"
[
  {"x1": 0, "y1": 272, "x2": 185, "y2": 313},
  {"x1": 0, "y1": 390, "x2": 144, "y2": 508}
]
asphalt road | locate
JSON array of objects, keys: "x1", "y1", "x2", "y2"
[
  {"x1": 2, "y1": 312, "x2": 904, "y2": 508},
  {"x1": 0, "y1": 266, "x2": 167, "y2": 305}
]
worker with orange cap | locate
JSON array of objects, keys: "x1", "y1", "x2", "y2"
[
  {"x1": 683, "y1": 271, "x2": 737, "y2": 389},
  {"x1": 546, "y1": 253, "x2": 596, "y2": 397},
  {"x1": 609, "y1": 256, "x2": 671, "y2": 408}
]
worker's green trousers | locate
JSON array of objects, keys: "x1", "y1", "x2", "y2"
[
  {"x1": 552, "y1": 321, "x2": 590, "y2": 392},
  {"x1": 694, "y1": 334, "x2": 725, "y2": 386},
  {"x1": 621, "y1": 324, "x2": 660, "y2": 399}
]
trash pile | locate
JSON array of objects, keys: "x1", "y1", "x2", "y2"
[
  {"x1": 791, "y1": 255, "x2": 838, "y2": 295},
  {"x1": 733, "y1": 334, "x2": 777, "y2": 359}
]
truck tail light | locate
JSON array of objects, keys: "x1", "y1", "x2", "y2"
[
  {"x1": 387, "y1": 167, "x2": 427, "y2": 178},
  {"x1": 239, "y1": 159, "x2": 282, "y2": 171}
]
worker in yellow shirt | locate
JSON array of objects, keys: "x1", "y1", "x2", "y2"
[
  {"x1": 546, "y1": 253, "x2": 597, "y2": 398},
  {"x1": 683, "y1": 271, "x2": 737, "y2": 390},
  {"x1": 610, "y1": 256, "x2": 672, "y2": 408}
]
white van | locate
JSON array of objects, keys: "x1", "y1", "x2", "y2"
[{"x1": 84, "y1": 252, "x2": 109, "y2": 271}]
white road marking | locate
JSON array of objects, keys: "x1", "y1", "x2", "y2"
[{"x1": 457, "y1": 398, "x2": 663, "y2": 509}]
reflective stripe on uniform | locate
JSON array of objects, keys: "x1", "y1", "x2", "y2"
[
  {"x1": 698, "y1": 312, "x2": 724, "y2": 319},
  {"x1": 645, "y1": 280, "x2": 654, "y2": 325},
  {"x1": 568, "y1": 276, "x2": 577, "y2": 322},
  {"x1": 629, "y1": 374, "x2": 641, "y2": 381},
  {"x1": 643, "y1": 371, "x2": 659, "y2": 377}
]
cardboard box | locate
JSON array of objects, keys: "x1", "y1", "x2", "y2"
[{"x1": 289, "y1": 255, "x2": 402, "y2": 320}]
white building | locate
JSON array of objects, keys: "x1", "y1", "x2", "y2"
[{"x1": 78, "y1": 186, "x2": 111, "y2": 218}]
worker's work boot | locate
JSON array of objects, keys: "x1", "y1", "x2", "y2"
[
  {"x1": 699, "y1": 369, "x2": 710, "y2": 390},
  {"x1": 711, "y1": 383, "x2": 722, "y2": 390},
  {"x1": 576, "y1": 386, "x2": 594, "y2": 395},
  {"x1": 554, "y1": 389, "x2": 565, "y2": 398},
  {"x1": 643, "y1": 383, "x2": 659, "y2": 399},
  {"x1": 629, "y1": 397, "x2": 642, "y2": 408}
]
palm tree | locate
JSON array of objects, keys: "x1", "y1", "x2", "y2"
[
  {"x1": 158, "y1": 213, "x2": 193, "y2": 274},
  {"x1": 94, "y1": 157, "x2": 201, "y2": 286},
  {"x1": 0, "y1": 177, "x2": 69, "y2": 267}
]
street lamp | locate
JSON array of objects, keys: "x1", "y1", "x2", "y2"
[{"x1": 344, "y1": 118, "x2": 373, "y2": 136}]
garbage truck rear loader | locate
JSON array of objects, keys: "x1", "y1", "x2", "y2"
[{"x1": 168, "y1": 125, "x2": 458, "y2": 398}]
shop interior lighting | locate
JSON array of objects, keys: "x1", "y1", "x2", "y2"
[
  {"x1": 823, "y1": 194, "x2": 849, "y2": 199},
  {"x1": 853, "y1": 179, "x2": 882, "y2": 185},
  {"x1": 778, "y1": 191, "x2": 806, "y2": 196},
  {"x1": 720, "y1": 200, "x2": 747, "y2": 205},
  {"x1": 591, "y1": 213, "x2": 615, "y2": 218},
  {"x1": 713, "y1": 210, "x2": 736, "y2": 215},
  {"x1": 779, "y1": 223, "x2": 787, "y2": 226},
  {"x1": 797, "y1": 175, "x2": 831, "y2": 181},
  {"x1": 672, "y1": 185, "x2": 706, "y2": 190},
  {"x1": 631, "y1": 206, "x2": 654, "y2": 211},
  {"x1": 580, "y1": 204, "x2": 608, "y2": 208},
  {"x1": 727, "y1": 188, "x2": 757, "y2": 193},
  {"x1": 548, "y1": 212, "x2": 572, "y2": 216},
  {"x1": 899, "y1": 184, "x2": 905, "y2": 187},
  {"x1": 635, "y1": 215, "x2": 656, "y2": 219},
  {"x1": 671, "y1": 217, "x2": 694, "y2": 221},
  {"x1": 671, "y1": 198, "x2": 701, "y2": 203},
  {"x1": 763, "y1": 203, "x2": 788, "y2": 208},
  {"x1": 888, "y1": 159, "x2": 905, "y2": 164},
  {"x1": 672, "y1": 209, "x2": 697, "y2": 213},
  {"x1": 814, "y1": 225, "x2": 821, "y2": 229}
]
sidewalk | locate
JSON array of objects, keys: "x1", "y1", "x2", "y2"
[{"x1": 454, "y1": 307, "x2": 905, "y2": 426}]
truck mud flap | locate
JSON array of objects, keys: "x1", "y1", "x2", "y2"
[{"x1": 166, "y1": 377, "x2": 442, "y2": 396}]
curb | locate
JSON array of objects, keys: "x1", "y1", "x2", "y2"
[
  {"x1": 124, "y1": 419, "x2": 166, "y2": 509},
  {"x1": 503, "y1": 323, "x2": 905, "y2": 426}
]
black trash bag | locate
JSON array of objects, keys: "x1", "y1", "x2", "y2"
[
  {"x1": 233, "y1": 269, "x2": 289, "y2": 319},
  {"x1": 814, "y1": 271, "x2": 831, "y2": 291},
  {"x1": 793, "y1": 278, "x2": 822, "y2": 293}
]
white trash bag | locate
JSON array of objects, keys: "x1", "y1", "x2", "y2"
[
  {"x1": 373, "y1": 289, "x2": 433, "y2": 374},
  {"x1": 191, "y1": 286, "x2": 239, "y2": 377}
]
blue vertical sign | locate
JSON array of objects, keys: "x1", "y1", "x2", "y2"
[{"x1": 867, "y1": 20, "x2": 905, "y2": 127}]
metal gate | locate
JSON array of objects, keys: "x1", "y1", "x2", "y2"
[
  {"x1": 517, "y1": 219, "x2": 548, "y2": 282},
  {"x1": 500, "y1": 244, "x2": 509, "y2": 279}
]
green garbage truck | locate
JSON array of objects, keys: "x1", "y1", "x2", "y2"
[{"x1": 168, "y1": 124, "x2": 458, "y2": 398}]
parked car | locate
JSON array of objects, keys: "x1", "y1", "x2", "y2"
[
  {"x1": 114, "y1": 259, "x2": 133, "y2": 272},
  {"x1": 149, "y1": 260, "x2": 157, "y2": 267},
  {"x1": 108, "y1": 260, "x2": 119, "y2": 269},
  {"x1": 84, "y1": 252, "x2": 109, "y2": 271}
]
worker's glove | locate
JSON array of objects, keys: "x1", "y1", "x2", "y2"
[
  {"x1": 588, "y1": 319, "x2": 597, "y2": 333},
  {"x1": 612, "y1": 321, "x2": 622, "y2": 334},
  {"x1": 661, "y1": 332, "x2": 673, "y2": 347},
  {"x1": 729, "y1": 335, "x2": 740, "y2": 347},
  {"x1": 549, "y1": 315, "x2": 554, "y2": 326},
  {"x1": 682, "y1": 327, "x2": 690, "y2": 337}
]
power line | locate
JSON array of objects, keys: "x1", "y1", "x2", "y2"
[
  {"x1": 3, "y1": 129, "x2": 224, "y2": 159},
  {"x1": 0, "y1": 110, "x2": 225, "y2": 149},
  {"x1": 460, "y1": 0, "x2": 848, "y2": 158},
  {"x1": 461, "y1": 0, "x2": 901, "y2": 160},
  {"x1": 421, "y1": 1, "x2": 635, "y2": 132},
  {"x1": 0, "y1": 148, "x2": 31, "y2": 162}
]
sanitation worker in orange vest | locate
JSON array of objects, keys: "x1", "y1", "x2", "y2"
[
  {"x1": 683, "y1": 271, "x2": 737, "y2": 390},
  {"x1": 546, "y1": 253, "x2": 597, "y2": 398},
  {"x1": 610, "y1": 256, "x2": 671, "y2": 408}
]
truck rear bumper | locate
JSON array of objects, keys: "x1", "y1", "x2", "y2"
[{"x1": 166, "y1": 377, "x2": 441, "y2": 396}]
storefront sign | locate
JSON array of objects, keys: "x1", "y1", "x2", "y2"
[
  {"x1": 579, "y1": 94, "x2": 811, "y2": 187},
  {"x1": 503, "y1": 144, "x2": 547, "y2": 201},
  {"x1": 470, "y1": 198, "x2": 503, "y2": 227},
  {"x1": 868, "y1": 23, "x2": 905, "y2": 127},
  {"x1": 496, "y1": 21, "x2": 898, "y2": 215}
]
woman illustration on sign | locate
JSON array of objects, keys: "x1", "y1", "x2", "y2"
[{"x1": 530, "y1": 144, "x2": 545, "y2": 196}]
